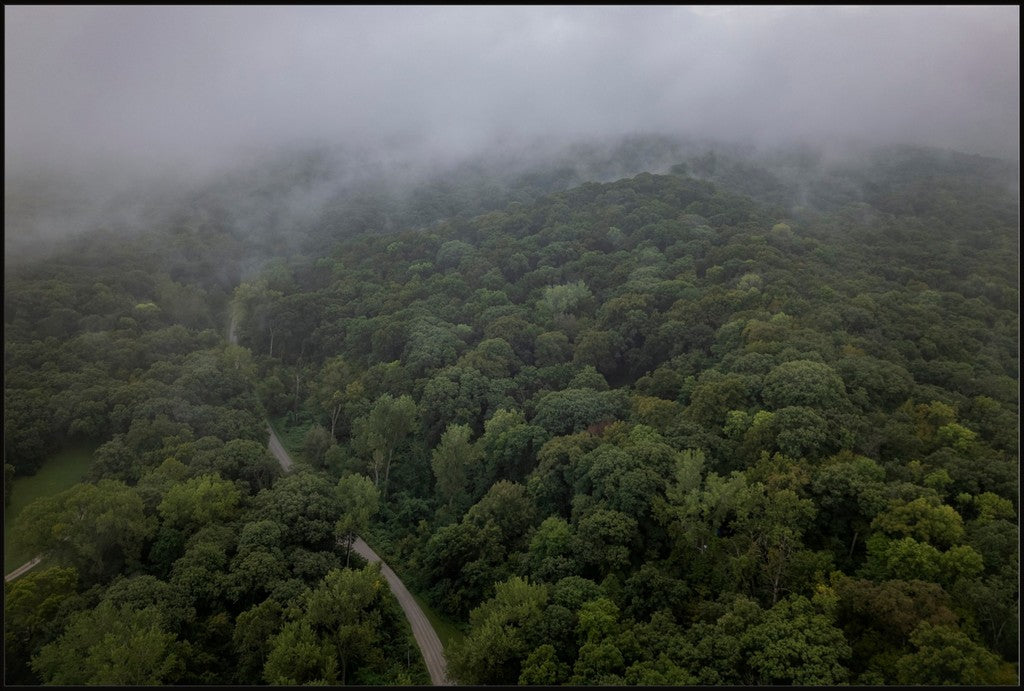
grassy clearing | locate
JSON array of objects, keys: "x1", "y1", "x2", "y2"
[{"x1": 4, "y1": 441, "x2": 97, "y2": 573}]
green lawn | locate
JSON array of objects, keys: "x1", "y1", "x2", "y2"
[{"x1": 4, "y1": 442, "x2": 97, "y2": 574}]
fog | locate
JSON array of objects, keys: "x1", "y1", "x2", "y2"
[
  {"x1": 6, "y1": 5, "x2": 1019, "y2": 178},
  {"x1": 3, "y1": 6, "x2": 1019, "y2": 262}
]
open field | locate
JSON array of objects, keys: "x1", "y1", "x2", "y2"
[{"x1": 4, "y1": 442, "x2": 97, "y2": 573}]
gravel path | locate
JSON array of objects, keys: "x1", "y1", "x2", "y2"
[{"x1": 352, "y1": 537, "x2": 451, "y2": 685}]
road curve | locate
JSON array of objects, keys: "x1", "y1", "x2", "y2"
[
  {"x1": 12, "y1": 308, "x2": 452, "y2": 687},
  {"x1": 243, "y1": 311, "x2": 450, "y2": 684},
  {"x1": 261, "y1": 403, "x2": 450, "y2": 683},
  {"x1": 352, "y1": 537, "x2": 451, "y2": 685}
]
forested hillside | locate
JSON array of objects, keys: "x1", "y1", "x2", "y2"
[{"x1": 4, "y1": 141, "x2": 1019, "y2": 685}]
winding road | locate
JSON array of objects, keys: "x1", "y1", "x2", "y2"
[
  {"x1": 8, "y1": 311, "x2": 452, "y2": 684},
  {"x1": 7, "y1": 427, "x2": 452, "y2": 684},
  {"x1": 352, "y1": 538, "x2": 451, "y2": 685},
  {"x1": 262, "y1": 358, "x2": 451, "y2": 685},
  {"x1": 246, "y1": 304, "x2": 450, "y2": 683}
]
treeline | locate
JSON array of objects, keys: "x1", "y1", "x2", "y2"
[{"x1": 230, "y1": 147, "x2": 1018, "y2": 684}]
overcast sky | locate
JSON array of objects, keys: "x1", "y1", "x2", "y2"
[{"x1": 5, "y1": 5, "x2": 1020, "y2": 178}]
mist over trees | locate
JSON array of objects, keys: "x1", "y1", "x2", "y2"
[
  {"x1": 4, "y1": 5, "x2": 1019, "y2": 687},
  {"x1": 5, "y1": 133, "x2": 1018, "y2": 685}
]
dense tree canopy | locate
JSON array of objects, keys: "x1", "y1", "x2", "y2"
[{"x1": 4, "y1": 139, "x2": 1018, "y2": 685}]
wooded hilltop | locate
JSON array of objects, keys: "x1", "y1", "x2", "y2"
[{"x1": 4, "y1": 138, "x2": 1019, "y2": 685}]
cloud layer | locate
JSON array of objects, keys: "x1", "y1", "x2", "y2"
[{"x1": 5, "y1": 5, "x2": 1019, "y2": 176}]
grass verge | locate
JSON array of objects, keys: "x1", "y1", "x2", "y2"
[
  {"x1": 411, "y1": 591, "x2": 467, "y2": 652},
  {"x1": 268, "y1": 413, "x2": 311, "y2": 467}
]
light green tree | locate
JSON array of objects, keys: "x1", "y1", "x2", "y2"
[
  {"x1": 742, "y1": 595, "x2": 851, "y2": 684},
  {"x1": 449, "y1": 576, "x2": 549, "y2": 684},
  {"x1": 539, "y1": 280, "x2": 593, "y2": 318},
  {"x1": 157, "y1": 474, "x2": 242, "y2": 533},
  {"x1": 31, "y1": 601, "x2": 184, "y2": 684},
  {"x1": 312, "y1": 355, "x2": 356, "y2": 438},
  {"x1": 263, "y1": 619, "x2": 338, "y2": 685},
  {"x1": 334, "y1": 474, "x2": 380, "y2": 565},
  {"x1": 302, "y1": 566, "x2": 390, "y2": 684},
  {"x1": 431, "y1": 423, "x2": 480, "y2": 513},
  {"x1": 352, "y1": 393, "x2": 418, "y2": 498},
  {"x1": 895, "y1": 622, "x2": 1005, "y2": 685},
  {"x1": 4, "y1": 566, "x2": 80, "y2": 683},
  {"x1": 13, "y1": 480, "x2": 154, "y2": 583},
  {"x1": 303, "y1": 423, "x2": 335, "y2": 468},
  {"x1": 872, "y1": 496, "x2": 965, "y2": 548}
]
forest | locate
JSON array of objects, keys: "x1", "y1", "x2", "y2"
[{"x1": 4, "y1": 137, "x2": 1020, "y2": 685}]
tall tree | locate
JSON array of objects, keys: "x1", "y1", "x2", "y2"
[
  {"x1": 351, "y1": 393, "x2": 417, "y2": 498},
  {"x1": 449, "y1": 576, "x2": 550, "y2": 684},
  {"x1": 312, "y1": 355, "x2": 357, "y2": 439},
  {"x1": 431, "y1": 423, "x2": 480, "y2": 515},
  {"x1": 334, "y1": 474, "x2": 380, "y2": 566},
  {"x1": 303, "y1": 566, "x2": 389, "y2": 684},
  {"x1": 4, "y1": 566, "x2": 81, "y2": 684}
]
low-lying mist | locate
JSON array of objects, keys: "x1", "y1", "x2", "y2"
[
  {"x1": 5, "y1": 131, "x2": 1019, "y2": 273},
  {"x1": 6, "y1": 6, "x2": 1017, "y2": 269}
]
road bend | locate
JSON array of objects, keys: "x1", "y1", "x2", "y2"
[
  {"x1": 262, "y1": 402, "x2": 451, "y2": 683},
  {"x1": 352, "y1": 537, "x2": 451, "y2": 685}
]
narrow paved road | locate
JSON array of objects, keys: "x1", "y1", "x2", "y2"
[
  {"x1": 12, "y1": 309, "x2": 453, "y2": 684},
  {"x1": 266, "y1": 423, "x2": 294, "y2": 472},
  {"x1": 261, "y1": 386, "x2": 451, "y2": 684},
  {"x1": 352, "y1": 537, "x2": 451, "y2": 685},
  {"x1": 4, "y1": 555, "x2": 43, "y2": 582}
]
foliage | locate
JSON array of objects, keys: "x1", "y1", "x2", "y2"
[
  {"x1": 4, "y1": 138, "x2": 1018, "y2": 685},
  {"x1": 31, "y1": 600, "x2": 185, "y2": 684},
  {"x1": 13, "y1": 479, "x2": 154, "y2": 584},
  {"x1": 449, "y1": 576, "x2": 550, "y2": 684}
]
